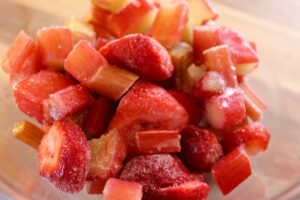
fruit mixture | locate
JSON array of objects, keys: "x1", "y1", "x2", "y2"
[{"x1": 2, "y1": 0, "x2": 270, "y2": 199}]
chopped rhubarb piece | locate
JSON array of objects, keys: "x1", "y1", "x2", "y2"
[
  {"x1": 109, "y1": 81, "x2": 188, "y2": 149},
  {"x1": 192, "y1": 71, "x2": 226, "y2": 101},
  {"x1": 9, "y1": 47, "x2": 43, "y2": 86},
  {"x1": 86, "y1": 180, "x2": 106, "y2": 194},
  {"x1": 235, "y1": 63, "x2": 258, "y2": 76},
  {"x1": 64, "y1": 40, "x2": 108, "y2": 85},
  {"x1": 12, "y1": 120, "x2": 45, "y2": 149},
  {"x1": 38, "y1": 119, "x2": 90, "y2": 193},
  {"x1": 239, "y1": 81, "x2": 267, "y2": 121},
  {"x1": 87, "y1": 65, "x2": 139, "y2": 101},
  {"x1": 120, "y1": 154, "x2": 192, "y2": 200},
  {"x1": 1, "y1": 31, "x2": 36, "y2": 73},
  {"x1": 95, "y1": 37, "x2": 110, "y2": 50},
  {"x1": 203, "y1": 45, "x2": 237, "y2": 87},
  {"x1": 169, "y1": 42, "x2": 193, "y2": 89},
  {"x1": 91, "y1": 6, "x2": 111, "y2": 29},
  {"x1": 92, "y1": 0, "x2": 132, "y2": 13},
  {"x1": 205, "y1": 88, "x2": 246, "y2": 129},
  {"x1": 87, "y1": 129, "x2": 127, "y2": 181},
  {"x1": 103, "y1": 178, "x2": 143, "y2": 200},
  {"x1": 43, "y1": 85, "x2": 93, "y2": 125},
  {"x1": 82, "y1": 97, "x2": 116, "y2": 138},
  {"x1": 13, "y1": 70, "x2": 73, "y2": 123},
  {"x1": 108, "y1": 0, "x2": 158, "y2": 37},
  {"x1": 100, "y1": 34, "x2": 174, "y2": 81},
  {"x1": 222, "y1": 122, "x2": 270, "y2": 155},
  {"x1": 66, "y1": 17, "x2": 96, "y2": 44},
  {"x1": 212, "y1": 146, "x2": 252, "y2": 195},
  {"x1": 182, "y1": 64, "x2": 207, "y2": 93},
  {"x1": 168, "y1": 89, "x2": 203, "y2": 125},
  {"x1": 151, "y1": 0, "x2": 189, "y2": 49},
  {"x1": 193, "y1": 22, "x2": 220, "y2": 65},
  {"x1": 37, "y1": 27, "x2": 73, "y2": 70},
  {"x1": 158, "y1": 179, "x2": 210, "y2": 200},
  {"x1": 180, "y1": 125, "x2": 223, "y2": 172},
  {"x1": 135, "y1": 130, "x2": 181, "y2": 154}
]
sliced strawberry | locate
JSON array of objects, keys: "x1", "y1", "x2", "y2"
[
  {"x1": 168, "y1": 89, "x2": 203, "y2": 125},
  {"x1": 212, "y1": 146, "x2": 252, "y2": 195},
  {"x1": 222, "y1": 122, "x2": 270, "y2": 155},
  {"x1": 82, "y1": 97, "x2": 116, "y2": 138},
  {"x1": 38, "y1": 119, "x2": 90, "y2": 193},
  {"x1": 100, "y1": 34, "x2": 174, "y2": 81},
  {"x1": 86, "y1": 180, "x2": 106, "y2": 194},
  {"x1": 1, "y1": 31, "x2": 36, "y2": 73},
  {"x1": 64, "y1": 40, "x2": 107, "y2": 85},
  {"x1": 87, "y1": 129, "x2": 127, "y2": 182},
  {"x1": 180, "y1": 125, "x2": 223, "y2": 172},
  {"x1": 13, "y1": 70, "x2": 73, "y2": 123},
  {"x1": 192, "y1": 71, "x2": 226, "y2": 101},
  {"x1": 120, "y1": 154, "x2": 192, "y2": 200},
  {"x1": 135, "y1": 130, "x2": 181, "y2": 154},
  {"x1": 103, "y1": 178, "x2": 143, "y2": 200},
  {"x1": 109, "y1": 81, "x2": 188, "y2": 149},
  {"x1": 43, "y1": 85, "x2": 93, "y2": 125},
  {"x1": 37, "y1": 27, "x2": 73, "y2": 70},
  {"x1": 158, "y1": 179, "x2": 210, "y2": 200},
  {"x1": 204, "y1": 88, "x2": 246, "y2": 130}
]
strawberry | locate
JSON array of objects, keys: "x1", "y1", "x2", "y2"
[
  {"x1": 135, "y1": 130, "x2": 181, "y2": 154},
  {"x1": 191, "y1": 71, "x2": 226, "y2": 102},
  {"x1": 38, "y1": 119, "x2": 90, "y2": 193},
  {"x1": 86, "y1": 180, "x2": 106, "y2": 194},
  {"x1": 87, "y1": 129, "x2": 127, "y2": 182},
  {"x1": 43, "y1": 84, "x2": 93, "y2": 125},
  {"x1": 103, "y1": 178, "x2": 143, "y2": 200},
  {"x1": 168, "y1": 89, "x2": 203, "y2": 125},
  {"x1": 64, "y1": 40, "x2": 107, "y2": 85},
  {"x1": 120, "y1": 154, "x2": 192, "y2": 200},
  {"x1": 109, "y1": 81, "x2": 188, "y2": 149},
  {"x1": 204, "y1": 88, "x2": 246, "y2": 130},
  {"x1": 212, "y1": 146, "x2": 252, "y2": 195},
  {"x1": 13, "y1": 70, "x2": 73, "y2": 123},
  {"x1": 100, "y1": 34, "x2": 174, "y2": 81},
  {"x1": 180, "y1": 125, "x2": 223, "y2": 172},
  {"x1": 222, "y1": 122, "x2": 270, "y2": 155}
]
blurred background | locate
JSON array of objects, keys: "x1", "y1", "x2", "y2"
[{"x1": 0, "y1": 0, "x2": 300, "y2": 199}]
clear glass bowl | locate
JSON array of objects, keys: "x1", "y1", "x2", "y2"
[{"x1": 0, "y1": 0, "x2": 299, "y2": 199}]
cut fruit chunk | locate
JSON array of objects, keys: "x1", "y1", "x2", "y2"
[
  {"x1": 13, "y1": 70, "x2": 73, "y2": 123},
  {"x1": 239, "y1": 81, "x2": 267, "y2": 121},
  {"x1": 168, "y1": 89, "x2": 203, "y2": 125},
  {"x1": 109, "y1": 81, "x2": 188, "y2": 149},
  {"x1": 87, "y1": 65, "x2": 139, "y2": 101},
  {"x1": 120, "y1": 154, "x2": 192, "y2": 200},
  {"x1": 64, "y1": 40, "x2": 108, "y2": 85},
  {"x1": 95, "y1": 37, "x2": 110, "y2": 50},
  {"x1": 37, "y1": 27, "x2": 73, "y2": 70},
  {"x1": 1, "y1": 31, "x2": 36, "y2": 74},
  {"x1": 212, "y1": 146, "x2": 252, "y2": 195},
  {"x1": 235, "y1": 62, "x2": 258, "y2": 76},
  {"x1": 182, "y1": 64, "x2": 207, "y2": 93},
  {"x1": 203, "y1": 45, "x2": 237, "y2": 87},
  {"x1": 169, "y1": 42, "x2": 193, "y2": 89},
  {"x1": 180, "y1": 125, "x2": 223, "y2": 172},
  {"x1": 192, "y1": 71, "x2": 226, "y2": 101},
  {"x1": 108, "y1": 0, "x2": 158, "y2": 37},
  {"x1": 43, "y1": 85, "x2": 93, "y2": 125},
  {"x1": 38, "y1": 119, "x2": 90, "y2": 193},
  {"x1": 135, "y1": 130, "x2": 181, "y2": 154},
  {"x1": 66, "y1": 17, "x2": 96, "y2": 44},
  {"x1": 151, "y1": 0, "x2": 189, "y2": 49},
  {"x1": 103, "y1": 178, "x2": 143, "y2": 200},
  {"x1": 87, "y1": 129, "x2": 127, "y2": 182},
  {"x1": 12, "y1": 120, "x2": 45, "y2": 149},
  {"x1": 204, "y1": 88, "x2": 246, "y2": 130},
  {"x1": 158, "y1": 179, "x2": 210, "y2": 200},
  {"x1": 86, "y1": 180, "x2": 106, "y2": 194},
  {"x1": 92, "y1": 0, "x2": 132, "y2": 13},
  {"x1": 100, "y1": 34, "x2": 174, "y2": 81},
  {"x1": 83, "y1": 97, "x2": 116, "y2": 138},
  {"x1": 222, "y1": 122, "x2": 270, "y2": 155}
]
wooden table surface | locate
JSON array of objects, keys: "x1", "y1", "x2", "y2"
[{"x1": 0, "y1": 0, "x2": 300, "y2": 200}]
